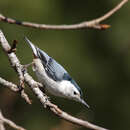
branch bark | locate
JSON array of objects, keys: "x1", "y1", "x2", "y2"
[
  {"x1": 0, "y1": 30, "x2": 108, "y2": 130},
  {"x1": 0, "y1": 110, "x2": 26, "y2": 130},
  {"x1": 0, "y1": 77, "x2": 20, "y2": 92},
  {"x1": 0, "y1": 0, "x2": 128, "y2": 30},
  {"x1": 0, "y1": 114, "x2": 5, "y2": 130},
  {"x1": 0, "y1": 77, "x2": 31, "y2": 104}
]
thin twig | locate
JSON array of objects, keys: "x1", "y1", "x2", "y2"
[
  {"x1": 0, "y1": 77, "x2": 19, "y2": 92},
  {"x1": 0, "y1": 30, "x2": 108, "y2": 130},
  {"x1": 0, "y1": 77, "x2": 31, "y2": 104},
  {"x1": 0, "y1": 0, "x2": 128, "y2": 30},
  {"x1": 0, "y1": 115, "x2": 5, "y2": 130},
  {"x1": 94, "y1": 0, "x2": 128, "y2": 23},
  {"x1": 0, "y1": 110, "x2": 26, "y2": 130}
]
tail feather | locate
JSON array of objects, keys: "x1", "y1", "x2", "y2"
[
  {"x1": 24, "y1": 37, "x2": 38, "y2": 57},
  {"x1": 24, "y1": 37, "x2": 50, "y2": 65}
]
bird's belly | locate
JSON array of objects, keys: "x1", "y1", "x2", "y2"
[
  {"x1": 35, "y1": 69, "x2": 64, "y2": 97},
  {"x1": 45, "y1": 84, "x2": 63, "y2": 97},
  {"x1": 43, "y1": 79, "x2": 65, "y2": 97},
  {"x1": 33, "y1": 58, "x2": 65, "y2": 97}
]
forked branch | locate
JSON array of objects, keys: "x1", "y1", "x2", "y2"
[{"x1": 0, "y1": 77, "x2": 31, "y2": 104}]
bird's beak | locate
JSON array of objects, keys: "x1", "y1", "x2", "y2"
[{"x1": 80, "y1": 99, "x2": 90, "y2": 108}]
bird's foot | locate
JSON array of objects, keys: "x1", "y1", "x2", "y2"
[{"x1": 23, "y1": 62, "x2": 34, "y2": 69}]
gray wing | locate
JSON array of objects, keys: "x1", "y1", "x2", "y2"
[
  {"x1": 38, "y1": 49, "x2": 68, "y2": 81},
  {"x1": 24, "y1": 37, "x2": 67, "y2": 81},
  {"x1": 46, "y1": 58, "x2": 68, "y2": 81},
  {"x1": 25, "y1": 37, "x2": 69, "y2": 81},
  {"x1": 42, "y1": 54, "x2": 83, "y2": 97}
]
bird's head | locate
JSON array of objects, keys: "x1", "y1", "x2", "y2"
[{"x1": 60, "y1": 74, "x2": 90, "y2": 108}]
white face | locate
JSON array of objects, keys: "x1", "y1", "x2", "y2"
[
  {"x1": 59, "y1": 80, "x2": 81, "y2": 102},
  {"x1": 59, "y1": 80, "x2": 90, "y2": 108}
]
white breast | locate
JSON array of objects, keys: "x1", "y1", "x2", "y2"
[{"x1": 32, "y1": 59, "x2": 66, "y2": 97}]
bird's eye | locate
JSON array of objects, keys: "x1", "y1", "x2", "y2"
[{"x1": 73, "y1": 91, "x2": 77, "y2": 95}]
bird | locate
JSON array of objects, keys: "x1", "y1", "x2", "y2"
[{"x1": 24, "y1": 37, "x2": 89, "y2": 108}]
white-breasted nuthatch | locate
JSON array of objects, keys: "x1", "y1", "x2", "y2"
[{"x1": 25, "y1": 37, "x2": 89, "y2": 108}]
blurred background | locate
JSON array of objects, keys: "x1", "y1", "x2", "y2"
[{"x1": 0, "y1": 0, "x2": 130, "y2": 130}]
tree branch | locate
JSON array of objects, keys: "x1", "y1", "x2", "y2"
[
  {"x1": 0, "y1": 30, "x2": 108, "y2": 129},
  {"x1": 0, "y1": 110, "x2": 26, "y2": 130},
  {"x1": 0, "y1": 77, "x2": 19, "y2": 92},
  {"x1": 0, "y1": 76, "x2": 31, "y2": 104},
  {"x1": 0, "y1": 113, "x2": 5, "y2": 130},
  {"x1": 0, "y1": 0, "x2": 128, "y2": 30}
]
